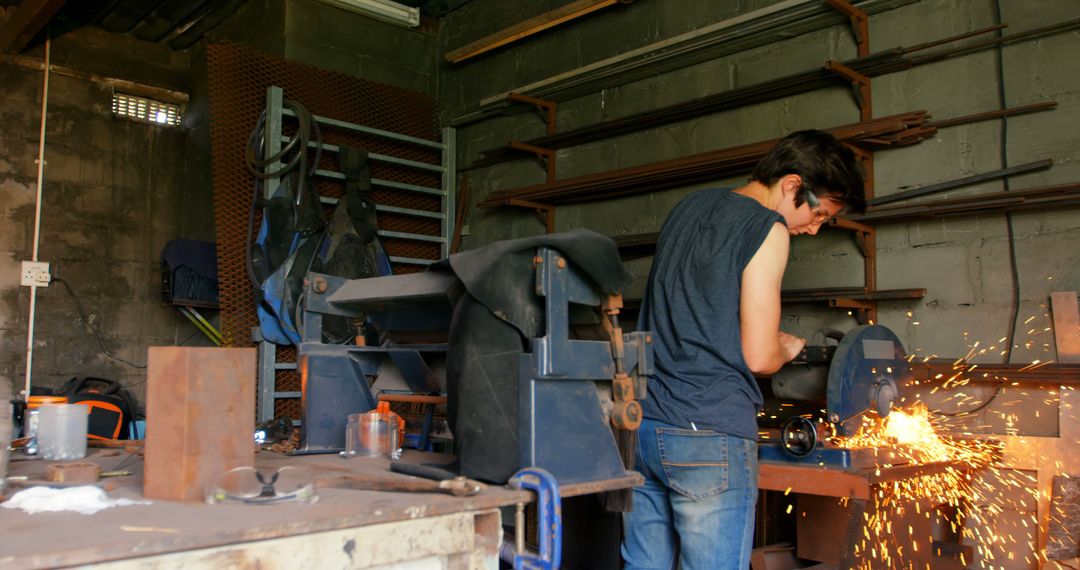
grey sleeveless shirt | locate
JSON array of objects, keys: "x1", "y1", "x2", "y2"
[{"x1": 638, "y1": 188, "x2": 784, "y2": 440}]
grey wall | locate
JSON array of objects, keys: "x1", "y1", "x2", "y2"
[
  {"x1": 438, "y1": 0, "x2": 1079, "y2": 386},
  {"x1": 283, "y1": 0, "x2": 438, "y2": 96},
  {"x1": 0, "y1": 26, "x2": 203, "y2": 405},
  {"x1": 435, "y1": 6, "x2": 1076, "y2": 564}
]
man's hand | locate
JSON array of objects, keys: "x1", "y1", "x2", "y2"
[{"x1": 778, "y1": 331, "x2": 806, "y2": 363}]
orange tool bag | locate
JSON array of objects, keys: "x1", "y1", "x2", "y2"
[{"x1": 60, "y1": 377, "x2": 138, "y2": 440}]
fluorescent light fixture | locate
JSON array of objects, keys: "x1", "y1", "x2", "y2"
[{"x1": 315, "y1": 0, "x2": 420, "y2": 28}]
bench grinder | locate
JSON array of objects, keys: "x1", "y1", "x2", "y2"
[{"x1": 758, "y1": 324, "x2": 911, "y2": 467}]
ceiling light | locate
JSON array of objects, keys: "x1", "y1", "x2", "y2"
[{"x1": 316, "y1": 0, "x2": 420, "y2": 28}]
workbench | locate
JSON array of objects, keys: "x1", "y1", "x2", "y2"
[{"x1": 0, "y1": 449, "x2": 640, "y2": 569}]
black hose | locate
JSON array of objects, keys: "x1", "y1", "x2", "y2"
[{"x1": 244, "y1": 100, "x2": 322, "y2": 289}]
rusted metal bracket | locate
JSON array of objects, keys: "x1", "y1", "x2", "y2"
[
  {"x1": 508, "y1": 141, "x2": 557, "y2": 184},
  {"x1": 829, "y1": 215, "x2": 872, "y2": 295},
  {"x1": 826, "y1": 60, "x2": 872, "y2": 122},
  {"x1": 444, "y1": 0, "x2": 630, "y2": 64},
  {"x1": 449, "y1": 175, "x2": 471, "y2": 254},
  {"x1": 507, "y1": 92, "x2": 557, "y2": 135},
  {"x1": 827, "y1": 216, "x2": 878, "y2": 324},
  {"x1": 825, "y1": 0, "x2": 869, "y2": 58},
  {"x1": 506, "y1": 94, "x2": 559, "y2": 184},
  {"x1": 829, "y1": 297, "x2": 876, "y2": 325},
  {"x1": 503, "y1": 198, "x2": 556, "y2": 234},
  {"x1": 829, "y1": 217, "x2": 874, "y2": 257},
  {"x1": 847, "y1": 143, "x2": 875, "y2": 200}
]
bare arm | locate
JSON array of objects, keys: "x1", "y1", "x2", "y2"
[{"x1": 740, "y1": 223, "x2": 806, "y2": 375}]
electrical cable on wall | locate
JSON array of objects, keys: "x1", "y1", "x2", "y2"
[
  {"x1": 23, "y1": 32, "x2": 51, "y2": 400},
  {"x1": 52, "y1": 277, "x2": 146, "y2": 369},
  {"x1": 989, "y1": 0, "x2": 1023, "y2": 366},
  {"x1": 934, "y1": 0, "x2": 1017, "y2": 417}
]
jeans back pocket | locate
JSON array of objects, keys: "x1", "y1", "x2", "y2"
[{"x1": 657, "y1": 428, "x2": 730, "y2": 500}]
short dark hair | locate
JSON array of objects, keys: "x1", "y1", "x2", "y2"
[{"x1": 750, "y1": 130, "x2": 867, "y2": 214}]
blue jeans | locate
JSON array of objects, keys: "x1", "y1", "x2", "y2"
[{"x1": 622, "y1": 418, "x2": 759, "y2": 570}]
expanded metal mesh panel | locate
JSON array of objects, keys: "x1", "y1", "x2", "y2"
[
  {"x1": 275, "y1": 397, "x2": 302, "y2": 421},
  {"x1": 208, "y1": 43, "x2": 441, "y2": 351},
  {"x1": 383, "y1": 239, "x2": 441, "y2": 260}
]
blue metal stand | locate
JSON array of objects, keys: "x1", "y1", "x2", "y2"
[
  {"x1": 510, "y1": 468, "x2": 562, "y2": 570},
  {"x1": 518, "y1": 247, "x2": 650, "y2": 484},
  {"x1": 296, "y1": 271, "x2": 457, "y2": 451},
  {"x1": 758, "y1": 442, "x2": 854, "y2": 468}
]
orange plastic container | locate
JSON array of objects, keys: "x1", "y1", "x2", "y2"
[
  {"x1": 376, "y1": 401, "x2": 406, "y2": 444},
  {"x1": 27, "y1": 395, "x2": 67, "y2": 409}
]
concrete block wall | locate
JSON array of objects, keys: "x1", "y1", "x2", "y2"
[
  {"x1": 437, "y1": 0, "x2": 1079, "y2": 378},
  {"x1": 435, "y1": 5, "x2": 1077, "y2": 565},
  {"x1": 282, "y1": 0, "x2": 438, "y2": 97},
  {"x1": 0, "y1": 28, "x2": 204, "y2": 406}
]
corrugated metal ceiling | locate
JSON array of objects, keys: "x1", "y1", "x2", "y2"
[{"x1": 0, "y1": 0, "x2": 474, "y2": 52}]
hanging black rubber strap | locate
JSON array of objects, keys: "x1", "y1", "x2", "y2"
[
  {"x1": 339, "y1": 145, "x2": 378, "y2": 244},
  {"x1": 313, "y1": 145, "x2": 392, "y2": 344}
]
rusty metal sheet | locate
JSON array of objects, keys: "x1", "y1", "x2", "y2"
[
  {"x1": 758, "y1": 463, "x2": 869, "y2": 500},
  {"x1": 1052, "y1": 292, "x2": 1080, "y2": 364},
  {"x1": 796, "y1": 494, "x2": 854, "y2": 564},
  {"x1": 144, "y1": 347, "x2": 257, "y2": 501}
]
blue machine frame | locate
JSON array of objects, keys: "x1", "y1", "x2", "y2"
[{"x1": 295, "y1": 246, "x2": 652, "y2": 485}]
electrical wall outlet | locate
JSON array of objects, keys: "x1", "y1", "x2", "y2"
[{"x1": 20, "y1": 261, "x2": 51, "y2": 287}]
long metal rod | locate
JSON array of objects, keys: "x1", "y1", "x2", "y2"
[
  {"x1": 0, "y1": 53, "x2": 189, "y2": 103},
  {"x1": 854, "y1": 182, "x2": 1080, "y2": 223},
  {"x1": 313, "y1": 169, "x2": 444, "y2": 196},
  {"x1": 479, "y1": 111, "x2": 930, "y2": 206},
  {"x1": 441, "y1": 127, "x2": 456, "y2": 259},
  {"x1": 925, "y1": 101, "x2": 1057, "y2": 129},
  {"x1": 282, "y1": 108, "x2": 444, "y2": 150},
  {"x1": 902, "y1": 23, "x2": 1008, "y2": 53},
  {"x1": 465, "y1": 21, "x2": 1071, "y2": 171},
  {"x1": 445, "y1": 0, "x2": 622, "y2": 64},
  {"x1": 454, "y1": 0, "x2": 916, "y2": 125},
  {"x1": 912, "y1": 360, "x2": 1080, "y2": 384},
  {"x1": 255, "y1": 87, "x2": 287, "y2": 423},
  {"x1": 479, "y1": 102, "x2": 1057, "y2": 208},
  {"x1": 282, "y1": 136, "x2": 444, "y2": 173},
  {"x1": 389, "y1": 256, "x2": 436, "y2": 266},
  {"x1": 375, "y1": 203, "x2": 444, "y2": 219},
  {"x1": 869, "y1": 159, "x2": 1054, "y2": 206},
  {"x1": 377, "y1": 230, "x2": 446, "y2": 244},
  {"x1": 317, "y1": 196, "x2": 446, "y2": 219},
  {"x1": 23, "y1": 34, "x2": 50, "y2": 400}
]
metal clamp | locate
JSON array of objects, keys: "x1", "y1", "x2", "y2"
[{"x1": 509, "y1": 468, "x2": 562, "y2": 570}]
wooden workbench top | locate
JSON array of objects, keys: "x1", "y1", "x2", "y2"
[
  {"x1": 758, "y1": 459, "x2": 966, "y2": 500},
  {"x1": 0, "y1": 450, "x2": 533, "y2": 569}
]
